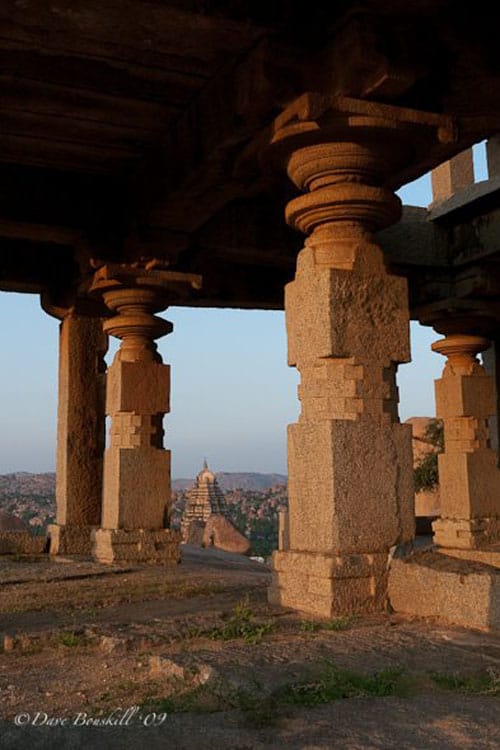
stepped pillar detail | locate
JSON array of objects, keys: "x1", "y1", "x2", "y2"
[
  {"x1": 89, "y1": 265, "x2": 200, "y2": 564},
  {"x1": 431, "y1": 329, "x2": 500, "y2": 549},
  {"x1": 267, "y1": 94, "x2": 452, "y2": 617}
]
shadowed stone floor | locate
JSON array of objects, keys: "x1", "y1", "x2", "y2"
[{"x1": 1, "y1": 545, "x2": 499, "y2": 749}]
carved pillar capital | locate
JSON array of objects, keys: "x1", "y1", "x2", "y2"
[
  {"x1": 89, "y1": 264, "x2": 201, "y2": 362},
  {"x1": 432, "y1": 334, "x2": 491, "y2": 376},
  {"x1": 101, "y1": 287, "x2": 172, "y2": 363},
  {"x1": 284, "y1": 141, "x2": 401, "y2": 240},
  {"x1": 266, "y1": 93, "x2": 456, "y2": 274}
]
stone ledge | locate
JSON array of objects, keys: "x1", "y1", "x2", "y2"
[
  {"x1": 92, "y1": 528, "x2": 181, "y2": 564},
  {"x1": 436, "y1": 545, "x2": 500, "y2": 569},
  {"x1": 0, "y1": 532, "x2": 46, "y2": 555},
  {"x1": 388, "y1": 550, "x2": 500, "y2": 632}
]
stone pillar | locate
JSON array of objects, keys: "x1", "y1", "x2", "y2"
[
  {"x1": 431, "y1": 330, "x2": 500, "y2": 549},
  {"x1": 482, "y1": 339, "x2": 500, "y2": 455},
  {"x1": 278, "y1": 507, "x2": 289, "y2": 552},
  {"x1": 89, "y1": 265, "x2": 200, "y2": 564},
  {"x1": 268, "y1": 97, "x2": 420, "y2": 617},
  {"x1": 486, "y1": 135, "x2": 500, "y2": 178},
  {"x1": 431, "y1": 149, "x2": 474, "y2": 203},
  {"x1": 48, "y1": 312, "x2": 107, "y2": 555}
]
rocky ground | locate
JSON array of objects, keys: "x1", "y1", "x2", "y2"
[{"x1": 1, "y1": 545, "x2": 499, "y2": 749}]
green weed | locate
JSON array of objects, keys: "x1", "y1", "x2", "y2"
[
  {"x1": 141, "y1": 662, "x2": 412, "y2": 728},
  {"x1": 276, "y1": 663, "x2": 411, "y2": 707},
  {"x1": 206, "y1": 598, "x2": 275, "y2": 645},
  {"x1": 57, "y1": 631, "x2": 81, "y2": 648},
  {"x1": 431, "y1": 669, "x2": 500, "y2": 695}
]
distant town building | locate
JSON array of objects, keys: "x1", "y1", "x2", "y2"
[{"x1": 181, "y1": 461, "x2": 250, "y2": 555}]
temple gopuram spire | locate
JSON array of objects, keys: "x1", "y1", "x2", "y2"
[{"x1": 181, "y1": 461, "x2": 250, "y2": 554}]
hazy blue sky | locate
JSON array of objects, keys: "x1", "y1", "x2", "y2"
[{"x1": 0, "y1": 145, "x2": 488, "y2": 478}]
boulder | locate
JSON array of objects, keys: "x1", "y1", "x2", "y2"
[{"x1": 203, "y1": 515, "x2": 250, "y2": 555}]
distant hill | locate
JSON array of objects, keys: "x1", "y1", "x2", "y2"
[
  {"x1": 0, "y1": 427, "x2": 435, "y2": 498},
  {"x1": 0, "y1": 471, "x2": 287, "y2": 497},
  {"x1": 0, "y1": 472, "x2": 56, "y2": 498},
  {"x1": 172, "y1": 473, "x2": 287, "y2": 492}
]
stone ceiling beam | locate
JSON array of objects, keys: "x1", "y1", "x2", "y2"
[
  {"x1": 0, "y1": 218, "x2": 79, "y2": 246},
  {"x1": 130, "y1": 37, "x2": 304, "y2": 235}
]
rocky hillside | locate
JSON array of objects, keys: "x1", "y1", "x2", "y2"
[
  {"x1": 0, "y1": 472, "x2": 55, "y2": 498},
  {"x1": 0, "y1": 473, "x2": 56, "y2": 531},
  {"x1": 172, "y1": 473, "x2": 287, "y2": 492},
  {"x1": 0, "y1": 471, "x2": 287, "y2": 498}
]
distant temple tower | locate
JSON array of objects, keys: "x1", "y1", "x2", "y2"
[
  {"x1": 181, "y1": 460, "x2": 228, "y2": 538},
  {"x1": 181, "y1": 461, "x2": 250, "y2": 554}
]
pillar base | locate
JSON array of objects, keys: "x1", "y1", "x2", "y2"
[
  {"x1": 433, "y1": 517, "x2": 500, "y2": 549},
  {"x1": 389, "y1": 549, "x2": 500, "y2": 632},
  {"x1": 48, "y1": 524, "x2": 96, "y2": 556},
  {"x1": 268, "y1": 549, "x2": 390, "y2": 618},
  {"x1": 92, "y1": 528, "x2": 181, "y2": 564}
]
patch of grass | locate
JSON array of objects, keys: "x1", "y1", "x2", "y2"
[
  {"x1": 299, "y1": 616, "x2": 355, "y2": 633},
  {"x1": 142, "y1": 677, "x2": 231, "y2": 715},
  {"x1": 299, "y1": 620, "x2": 320, "y2": 632},
  {"x1": 276, "y1": 663, "x2": 411, "y2": 707},
  {"x1": 57, "y1": 631, "x2": 81, "y2": 648},
  {"x1": 141, "y1": 662, "x2": 412, "y2": 728},
  {"x1": 323, "y1": 617, "x2": 356, "y2": 632},
  {"x1": 143, "y1": 677, "x2": 281, "y2": 727},
  {"x1": 183, "y1": 624, "x2": 205, "y2": 640},
  {"x1": 205, "y1": 598, "x2": 275, "y2": 645},
  {"x1": 100, "y1": 661, "x2": 500, "y2": 730},
  {"x1": 431, "y1": 669, "x2": 500, "y2": 696}
]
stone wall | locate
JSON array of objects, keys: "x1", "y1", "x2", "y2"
[{"x1": 0, "y1": 532, "x2": 46, "y2": 555}]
